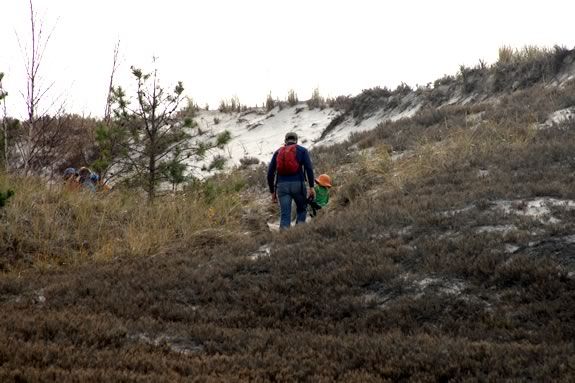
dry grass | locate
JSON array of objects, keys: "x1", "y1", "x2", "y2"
[
  {"x1": 0, "y1": 174, "x2": 244, "y2": 272},
  {"x1": 498, "y1": 45, "x2": 554, "y2": 65},
  {"x1": 1, "y1": 50, "x2": 575, "y2": 381}
]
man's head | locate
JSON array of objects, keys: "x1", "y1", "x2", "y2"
[
  {"x1": 285, "y1": 132, "x2": 298, "y2": 144},
  {"x1": 78, "y1": 167, "x2": 91, "y2": 180}
]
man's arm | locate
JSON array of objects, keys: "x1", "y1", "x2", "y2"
[
  {"x1": 301, "y1": 149, "x2": 314, "y2": 189},
  {"x1": 301, "y1": 148, "x2": 315, "y2": 199},
  {"x1": 267, "y1": 152, "x2": 278, "y2": 193}
]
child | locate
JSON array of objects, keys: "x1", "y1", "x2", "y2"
[
  {"x1": 308, "y1": 174, "x2": 332, "y2": 217},
  {"x1": 314, "y1": 174, "x2": 332, "y2": 207}
]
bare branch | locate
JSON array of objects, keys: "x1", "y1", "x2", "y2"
[{"x1": 104, "y1": 40, "x2": 120, "y2": 123}]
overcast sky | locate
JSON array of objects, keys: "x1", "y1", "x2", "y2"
[{"x1": 1, "y1": 0, "x2": 574, "y2": 118}]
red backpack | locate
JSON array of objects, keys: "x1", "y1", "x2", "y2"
[{"x1": 277, "y1": 145, "x2": 300, "y2": 175}]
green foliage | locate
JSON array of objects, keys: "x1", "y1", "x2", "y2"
[
  {"x1": 195, "y1": 142, "x2": 209, "y2": 158},
  {"x1": 95, "y1": 65, "x2": 215, "y2": 200},
  {"x1": 0, "y1": 189, "x2": 14, "y2": 208},
  {"x1": 184, "y1": 117, "x2": 195, "y2": 128},
  {"x1": 216, "y1": 130, "x2": 231, "y2": 147},
  {"x1": 163, "y1": 157, "x2": 187, "y2": 190},
  {"x1": 208, "y1": 155, "x2": 227, "y2": 171},
  {"x1": 195, "y1": 174, "x2": 246, "y2": 203},
  {"x1": 92, "y1": 121, "x2": 128, "y2": 176}
]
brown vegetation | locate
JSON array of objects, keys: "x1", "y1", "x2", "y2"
[{"x1": 1, "y1": 49, "x2": 575, "y2": 381}]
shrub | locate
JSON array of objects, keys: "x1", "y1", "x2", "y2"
[
  {"x1": 213, "y1": 117, "x2": 220, "y2": 125},
  {"x1": 393, "y1": 82, "x2": 412, "y2": 97},
  {"x1": 265, "y1": 92, "x2": 275, "y2": 112},
  {"x1": 498, "y1": 45, "x2": 514, "y2": 64},
  {"x1": 216, "y1": 130, "x2": 232, "y2": 147},
  {"x1": 208, "y1": 155, "x2": 227, "y2": 171},
  {"x1": 219, "y1": 96, "x2": 242, "y2": 113},
  {"x1": 287, "y1": 89, "x2": 298, "y2": 106},
  {"x1": 433, "y1": 74, "x2": 456, "y2": 88},
  {"x1": 326, "y1": 95, "x2": 352, "y2": 111},
  {"x1": 493, "y1": 45, "x2": 573, "y2": 92},
  {"x1": 318, "y1": 113, "x2": 346, "y2": 140},
  {"x1": 307, "y1": 87, "x2": 325, "y2": 109},
  {"x1": 0, "y1": 189, "x2": 14, "y2": 208},
  {"x1": 351, "y1": 87, "x2": 392, "y2": 120},
  {"x1": 239, "y1": 156, "x2": 260, "y2": 168},
  {"x1": 230, "y1": 96, "x2": 241, "y2": 112},
  {"x1": 459, "y1": 63, "x2": 488, "y2": 94}
]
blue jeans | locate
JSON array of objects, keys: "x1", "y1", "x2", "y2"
[{"x1": 277, "y1": 181, "x2": 307, "y2": 229}]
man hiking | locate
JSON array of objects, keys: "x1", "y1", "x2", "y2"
[{"x1": 267, "y1": 132, "x2": 315, "y2": 230}]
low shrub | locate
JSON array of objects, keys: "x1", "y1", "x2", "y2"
[
  {"x1": 307, "y1": 87, "x2": 326, "y2": 110},
  {"x1": 287, "y1": 89, "x2": 298, "y2": 106},
  {"x1": 208, "y1": 155, "x2": 227, "y2": 171},
  {"x1": 239, "y1": 156, "x2": 260, "y2": 168},
  {"x1": 265, "y1": 92, "x2": 275, "y2": 112}
]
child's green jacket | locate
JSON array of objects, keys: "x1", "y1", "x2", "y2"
[{"x1": 314, "y1": 185, "x2": 329, "y2": 207}]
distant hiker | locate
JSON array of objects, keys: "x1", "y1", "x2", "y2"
[
  {"x1": 91, "y1": 173, "x2": 112, "y2": 193},
  {"x1": 78, "y1": 167, "x2": 97, "y2": 192},
  {"x1": 268, "y1": 132, "x2": 315, "y2": 229},
  {"x1": 63, "y1": 167, "x2": 81, "y2": 191},
  {"x1": 308, "y1": 173, "x2": 332, "y2": 217},
  {"x1": 63, "y1": 167, "x2": 77, "y2": 181}
]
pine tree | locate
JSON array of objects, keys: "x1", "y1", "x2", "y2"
[{"x1": 96, "y1": 65, "x2": 231, "y2": 201}]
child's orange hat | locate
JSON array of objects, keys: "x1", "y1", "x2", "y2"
[{"x1": 315, "y1": 174, "x2": 332, "y2": 188}]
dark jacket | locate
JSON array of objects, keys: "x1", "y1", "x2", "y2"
[{"x1": 267, "y1": 143, "x2": 314, "y2": 193}]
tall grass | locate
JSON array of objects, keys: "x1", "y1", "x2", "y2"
[
  {"x1": 498, "y1": 45, "x2": 552, "y2": 65},
  {"x1": 0, "y1": 174, "x2": 243, "y2": 271}
]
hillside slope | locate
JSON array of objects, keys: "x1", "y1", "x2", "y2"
[
  {"x1": 1, "y1": 47, "x2": 575, "y2": 381},
  {"x1": 197, "y1": 46, "x2": 575, "y2": 174}
]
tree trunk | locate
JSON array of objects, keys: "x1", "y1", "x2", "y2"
[
  {"x1": 147, "y1": 144, "x2": 156, "y2": 202},
  {"x1": 25, "y1": 0, "x2": 36, "y2": 176},
  {"x1": 1, "y1": 96, "x2": 8, "y2": 172}
]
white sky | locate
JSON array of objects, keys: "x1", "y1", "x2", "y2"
[{"x1": 1, "y1": 0, "x2": 574, "y2": 118}]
